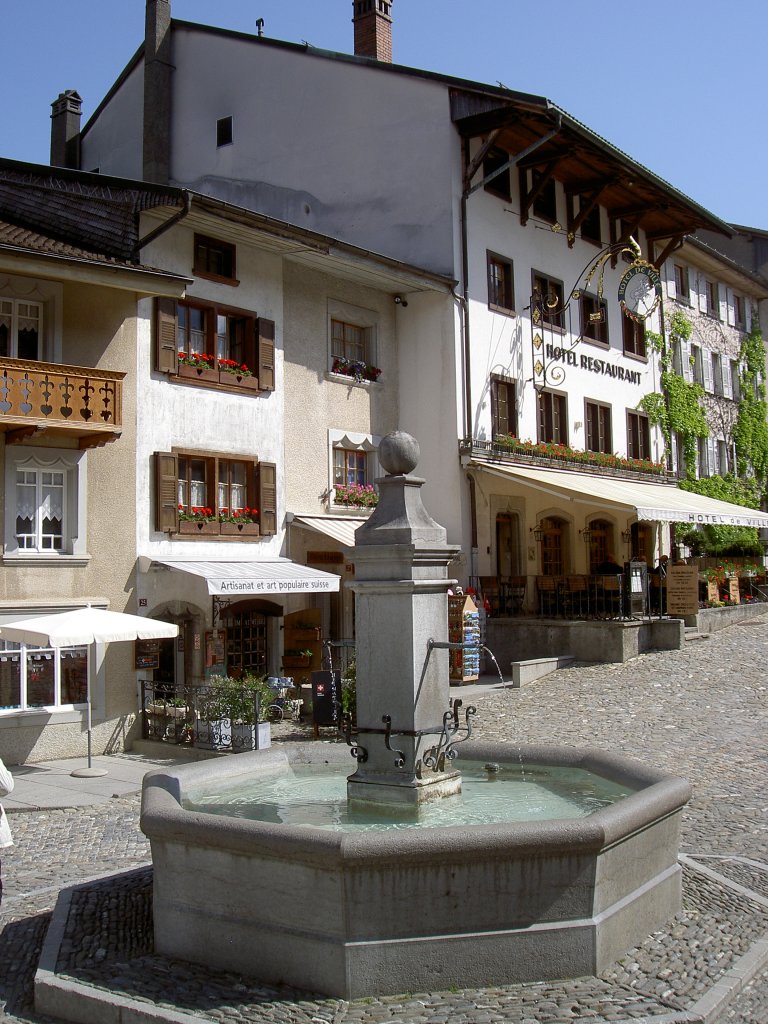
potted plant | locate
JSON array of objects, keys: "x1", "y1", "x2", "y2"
[
  {"x1": 193, "y1": 683, "x2": 232, "y2": 750},
  {"x1": 225, "y1": 676, "x2": 272, "y2": 751}
]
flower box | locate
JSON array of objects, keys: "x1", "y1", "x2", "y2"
[
  {"x1": 231, "y1": 721, "x2": 271, "y2": 752},
  {"x1": 179, "y1": 520, "x2": 220, "y2": 535},
  {"x1": 220, "y1": 371, "x2": 260, "y2": 391},
  {"x1": 283, "y1": 655, "x2": 312, "y2": 669},
  {"x1": 194, "y1": 718, "x2": 231, "y2": 750},
  {"x1": 220, "y1": 521, "x2": 260, "y2": 536},
  {"x1": 178, "y1": 364, "x2": 219, "y2": 384}
]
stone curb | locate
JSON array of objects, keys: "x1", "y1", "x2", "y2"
[{"x1": 32, "y1": 862, "x2": 768, "y2": 1024}]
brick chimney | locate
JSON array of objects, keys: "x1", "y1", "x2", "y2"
[
  {"x1": 352, "y1": 0, "x2": 393, "y2": 62},
  {"x1": 50, "y1": 91, "x2": 82, "y2": 168},
  {"x1": 143, "y1": 0, "x2": 172, "y2": 183}
]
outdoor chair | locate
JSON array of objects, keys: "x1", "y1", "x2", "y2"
[{"x1": 536, "y1": 575, "x2": 561, "y2": 617}]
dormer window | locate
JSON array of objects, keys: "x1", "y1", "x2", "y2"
[{"x1": 193, "y1": 234, "x2": 237, "y2": 285}]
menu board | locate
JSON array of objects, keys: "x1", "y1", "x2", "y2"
[
  {"x1": 666, "y1": 565, "x2": 699, "y2": 616},
  {"x1": 134, "y1": 639, "x2": 161, "y2": 670}
]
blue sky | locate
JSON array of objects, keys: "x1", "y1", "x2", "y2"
[{"x1": 4, "y1": 1, "x2": 765, "y2": 228}]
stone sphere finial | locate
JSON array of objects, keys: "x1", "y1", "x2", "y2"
[{"x1": 379, "y1": 431, "x2": 420, "y2": 475}]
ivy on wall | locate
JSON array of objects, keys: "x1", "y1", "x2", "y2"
[
  {"x1": 639, "y1": 310, "x2": 707, "y2": 478},
  {"x1": 733, "y1": 322, "x2": 768, "y2": 485},
  {"x1": 639, "y1": 310, "x2": 767, "y2": 557}
]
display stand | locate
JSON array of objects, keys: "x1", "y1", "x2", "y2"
[{"x1": 448, "y1": 594, "x2": 480, "y2": 684}]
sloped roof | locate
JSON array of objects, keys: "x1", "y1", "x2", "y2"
[
  {"x1": 0, "y1": 158, "x2": 179, "y2": 261},
  {"x1": 81, "y1": 20, "x2": 730, "y2": 245}
]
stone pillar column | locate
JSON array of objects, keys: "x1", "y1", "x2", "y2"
[{"x1": 346, "y1": 431, "x2": 461, "y2": 809}]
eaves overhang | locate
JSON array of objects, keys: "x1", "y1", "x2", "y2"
[{"x1": 451, "y1": 89, "x2": 731, "y2": 244}]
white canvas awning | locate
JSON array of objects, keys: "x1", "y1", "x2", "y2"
[
  {"x1": 472, "y1": 463, "x2": 768, "y2": 527},
  {"x1": 0, "y1": 607, "x2": 178, "y2": 647},
  {"x1": 152, "y1": 558, "x2": 341, "y2": 595},
  {"x1": 291, "y1": 515, "x2": 367, "y2": 548}
]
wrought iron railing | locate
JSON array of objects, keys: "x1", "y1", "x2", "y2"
[
  {"x1": 140, "y1": 680, "x2": 265, "y2": 751},
  {"x1": 460, "y1": 437, "x2": 674, "y2": 481}
]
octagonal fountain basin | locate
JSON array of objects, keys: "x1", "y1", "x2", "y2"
[{"x1": 140, "y1": 741, "x2": 691, "y2": 1000}]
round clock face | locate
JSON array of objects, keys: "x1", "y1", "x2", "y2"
[{"x1": 618, "y1": 264, "x2": 662, "y2": 321}]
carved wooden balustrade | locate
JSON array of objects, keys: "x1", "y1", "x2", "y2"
[{"x1": 0, "y1": 357, "x2": 124, "y2": 448}]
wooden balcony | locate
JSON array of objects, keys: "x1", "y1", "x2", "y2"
[{"x1": 0, "y1": 357, "x2": 125, "y2": 449}]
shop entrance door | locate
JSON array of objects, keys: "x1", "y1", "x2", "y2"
[{"x1": 224, "y1": 609, "x2": 268, "y2": 677}]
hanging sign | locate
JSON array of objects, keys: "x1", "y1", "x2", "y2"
[{"x1": 618, "y1": 260, "x2": 662, "y2": 322}]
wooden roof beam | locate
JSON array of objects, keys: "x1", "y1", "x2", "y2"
[
  {"x1": 463, "y1": 129, "x2": 503, "y2": 192},
  {"x1": 519, "y1": 158, "x2": 562, "y2": 226},
  {"x1": 651, "y1": 235, "x2": 685, "y2": 270},
  {"x1": 566, "y1": 187, "x2": 605, "y2": 248}
]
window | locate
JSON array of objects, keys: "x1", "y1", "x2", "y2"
[
  {"x1": 532, "y1": 272, "x2": 565, "y2": 331},
  {"x1": 15, "y1": 468, "x2": 64, "y2": 551},
  {"x1": 690, "y1": 344, "x2": 704, "y2": 385},
  {"x1": 587, "y1": 519, "x2": 613, "y2": 574},
  {"x1": 580, "y1": 202, "x2": 601, "y2": 246},
  {"x1": 193, "y1": 234, "x2": 237, "y2": 284},
  {"x1": 705, "y1": 280, "x2": 720, "y2": 319},
  {"x1": 487, "y1": 253, "x2": 514, "y2": 313},
  {"x1": 155, "y1": 451, "x2": 276, "y2": 536},
  {"x1": 0, "y1": 642, "x2": 87, "y2": 711},
  {"x1": 154, "y1": 298, "x2": 275, "y2": 392},
  {"x1": 334, "y1": 449, "x2": 367, "y2": 488},
  {"x1": 626, "y1": 411, "x2": 651, "y2": 461},
  {"x1": 491, "y1": 375, "x2": 516, "y2": 437},
  {"x1": 4, "y1": 447, "x2": 86, "y2": 558},
  {"x1": 532, "y1": 170, "x2": 557, "y2": 224},
  {"x1": 673, "y1": 264, "x2": 689, "y2": 304},
  {"x1": 0, "y1": 297, "x2": 42, "y2": 360},
  {"x1": 697, "y1": 437, "x2": 709, "y2": 478},
  {"x1": 539, "y1": 516, "x2": 566, "y2": 576},
  {"x1": 622, "y1": 315, "x2": 646, "y2": 358},
  {"x1": 580, "y1": 293, "x2": 608, "y2": 346},
  {"x1": 332, "y1": 319, "x2": 367, "y2": 363},
  {"x1": 482, "y1": 147, "x2": 511, "y2": 201},
  {"x1": 538, "y1": 390, "x2": 567, "y2": 444},
  {"x1": 717, "y1": 439, "x2": 729, "y2": 476},
  {"x1": 216, "y1": 116, "x2": 233, "y2": 147},
  {"x1": 730, "y1": 359, "x2": 741, "y2": 402},
  {"x1": 734, "y1": 294, "x2": 746, "y2": 329},
  {"x1": 330, "y1": 431, "x2": 378, "y2": 506},
  {"x1": 712, "y1": 352, "x2": 724, "y2": 396},
  {"x1": 327, "y1": 301, "x2": 379, "y2": 381},
  {"x1": 585, "y1": 400, "x2": 612, "y2": 454},
  {"x1": 671, "y1": 338, "x2": 684, "y2": 376}
]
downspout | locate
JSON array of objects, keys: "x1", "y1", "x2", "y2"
[
  {"x1": 133, "y1": 191, "x2": 193, "y2": 259},
  {"x1": 460, "y1": 138, "x2": 475, "y2": 581}
]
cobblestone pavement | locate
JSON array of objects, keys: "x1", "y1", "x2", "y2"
[{"x1": 1, "y1": 616, "x2": 767, "y2": 1023}]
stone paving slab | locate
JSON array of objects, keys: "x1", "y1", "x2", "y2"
[{"x1": 1, "y1": 616, "x2": 767, "y2": 1022}]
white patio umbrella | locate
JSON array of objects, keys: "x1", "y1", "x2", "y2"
[{"x1": 0, "y1": 606, "x2": 178, "y2": 777}]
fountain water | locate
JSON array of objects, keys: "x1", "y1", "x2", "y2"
[{"x1": 141, "y1": 432, "x2": 691, "y2": 999}]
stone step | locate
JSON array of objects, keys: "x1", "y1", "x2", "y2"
[
  {"x1": 684, "y1": 630, "x2": 711, "y2": 642},
  {"x1": 510, "y1": 655, "x2": 574, "y2": 688}
]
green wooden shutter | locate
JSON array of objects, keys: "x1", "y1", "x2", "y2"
[
  {"x1": 155, "y1": 298, "x2": 179, "y2": 374},
  {"x1": 257, "y1": 318, "x2": 275, "y2": 391},
  {"x1": 258, "y1": 461, "x2": 277, "y2": 535},
  {"x1": 155, "y1": 452, "x2": 179, "y2": 533}
]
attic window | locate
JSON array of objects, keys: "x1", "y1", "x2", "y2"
[
  {"x1": 193, "y1": 234, "x2": 237, "y2": 285},
  {"x1": 216, "y1": 116, "x2": 233, "y2": 147}
]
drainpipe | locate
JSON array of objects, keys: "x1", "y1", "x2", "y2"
[{"x1": 133, "y1": 191, "x2": 192, "y2": 259}]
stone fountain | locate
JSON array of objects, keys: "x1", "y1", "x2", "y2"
[{"x1": 141, "y1": 431, "x2": 691, "y2": 999}]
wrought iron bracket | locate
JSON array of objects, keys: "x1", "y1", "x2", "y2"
[
  {"x1": 342, "y1": 715, "x2": 368, "y2": 763},
  {"x1": 422, "y1": 698, "x2": 477, "y2": 775},
  {"x1": 382, "y1": 714, "x2": 406, "y2": 768}
]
